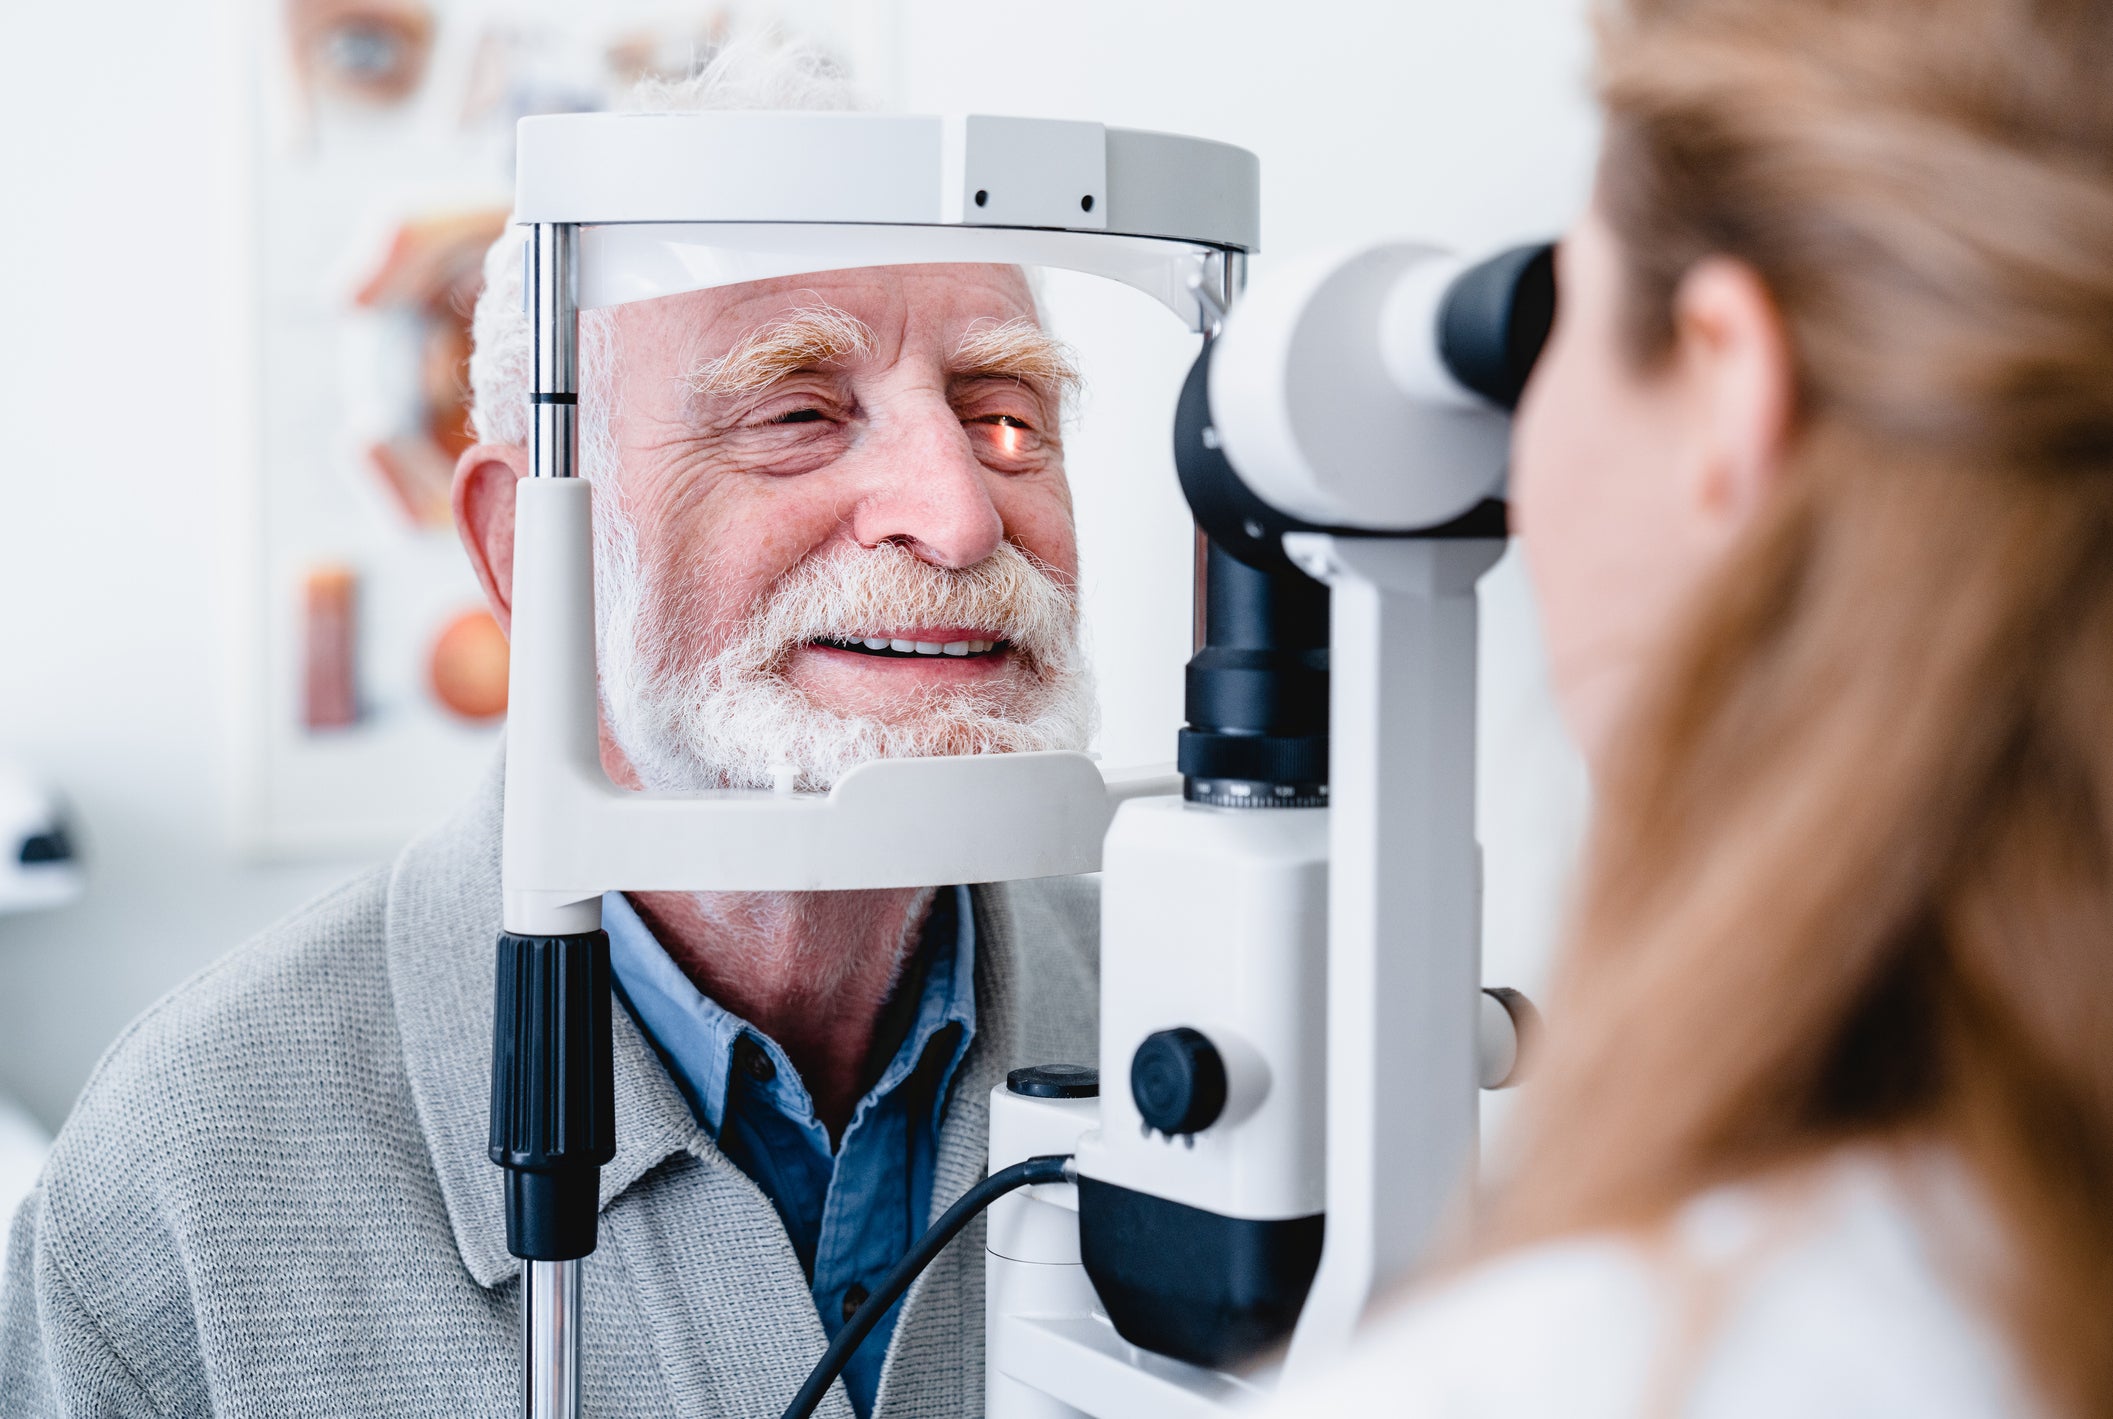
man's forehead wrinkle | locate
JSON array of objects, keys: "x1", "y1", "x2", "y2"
[{"x1": 682, "y1": 301, "x2": 877, "y2": 397}]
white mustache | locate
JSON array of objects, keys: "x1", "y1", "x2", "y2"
[{"x1": 717, "y1": 540, "x2": 1081, "y2": 683}]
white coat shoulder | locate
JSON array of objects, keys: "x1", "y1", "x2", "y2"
[{"x1": 1255, "y1": 1152, "x2": 2039, "y2": 1419}]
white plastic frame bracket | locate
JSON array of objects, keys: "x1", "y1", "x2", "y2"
[
  {"x1": 1279, "y1": 531, "x2": 1505, "y2": 1380},
  {"x1": 502, "y1": 477, "x2": 1176, "y2": 935}
]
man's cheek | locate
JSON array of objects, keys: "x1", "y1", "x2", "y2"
[
  {"x1": 651, "y1": 510, "x2": 794, "y2": 625},
  {"x1": 998, "y1": 495, "x2": 1079, "y2": 587},
  {"x1": 705, "y1": 490, "x2": 843, "y2": 580}
]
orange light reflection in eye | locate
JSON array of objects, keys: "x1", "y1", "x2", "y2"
[{"x1": 996, "y1": 422, "x2": 1024, "y2": 459}]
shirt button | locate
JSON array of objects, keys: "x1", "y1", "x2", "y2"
[
  {"x1": 841, "y1": 1283, "x2": 869, "y2": 1324},
  {"x1": 736, "y1": 1036, "x2": 776, "y2": 1083}
]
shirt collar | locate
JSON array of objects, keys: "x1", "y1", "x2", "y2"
[
  {"x1": 888, "y1": 884, "x2": 979, "y2": 1135},
  {"x1": 602, "y1": 890, "x2": 746, "y2": 1133},
  {"x1": 603, "y1": 885, "x2": 979, "y2": 1142}
]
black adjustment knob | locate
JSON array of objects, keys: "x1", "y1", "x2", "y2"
[
  {"x1": 1131, "y1": 1028, "x2": 1228, "y2": 1135},
  {"x1": 489, "y1": 930, "x2": 616, "y2": 1262},
  {"x1": 1008, "y1": 1063, "x2": 1100, "y2": 1099}
]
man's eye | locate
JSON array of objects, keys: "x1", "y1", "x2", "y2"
[
  {"x1": 966, "y1": 412, "x2": 1043, "y2": 463},
  {"x1": 770, "y1": 407, "x2": 829, "y2": 425}
]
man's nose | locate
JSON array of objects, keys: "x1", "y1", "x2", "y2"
[{"x1": 844, "y1": 401, "x2": 1005, "y2": 569}]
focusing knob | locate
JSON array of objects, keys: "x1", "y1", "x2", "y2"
[
  {"x1": 1130, "y1": 1027, "x2": 1228, "y2": 1135},
  {"x1": 1007, "y1": 1063, "x2": 1101, "y2": 1099}
]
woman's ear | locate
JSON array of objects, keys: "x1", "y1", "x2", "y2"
[
  {"x1": 453, "y1": 443, "x2": 531, "y2": 636},
  {"x1": 1670, "y1": 256, "x2": 1796, "y2": 538}
]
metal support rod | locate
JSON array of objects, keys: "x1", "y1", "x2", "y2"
[
  {"x1": 518, "y1": 220, "x2": 587, "y2": 1419},
  {"x1": 529, "y1": 223, "x2": 579, "y2": 481},
  {"x1": 524, "y1": 1259, "x2": 582, "y2": 1419},
  {"x1": 1219, "y1": 250, "x2": 1246, "y2": 323}
]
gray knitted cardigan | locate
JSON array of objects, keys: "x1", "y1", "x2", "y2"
[{"x1": 0, "y1": 759, "x2": 1100, "y2": 1417}]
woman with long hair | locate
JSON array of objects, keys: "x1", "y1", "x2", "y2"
[{"x1": 1272, "y1": 0, "x2": 2113, "y2": 1414}]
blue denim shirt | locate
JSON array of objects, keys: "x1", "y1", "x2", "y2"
[{"x1": 603, "y1": 888, "x2": 977, "y2": 1418}]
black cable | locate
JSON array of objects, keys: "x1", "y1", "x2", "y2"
[{"x1": 779, "y1": 1154, "x2": 1074, "y2": 1419}]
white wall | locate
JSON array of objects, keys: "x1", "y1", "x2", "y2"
[
  {"x1": 0, "y1": 0, "x2": 365, "y2": 1132},
  {"x1": 0, "y1": 0, "x2": 1596, "y2": 1134}
]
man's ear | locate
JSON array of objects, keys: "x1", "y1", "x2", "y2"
[
  {"x1": 1669, "y1": 256, "x2": 1796, "y2": 538},
  {"x1": 453, "y1": 442, "x2": 531, "y2": 636}
]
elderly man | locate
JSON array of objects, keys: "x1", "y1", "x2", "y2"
[{"x1": 0, "y1": 49, "x2": 1101, "y2": 1419}]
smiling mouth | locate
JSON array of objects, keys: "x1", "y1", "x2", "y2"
[{"x1": 811, "y1": 636, "x2": 1008, "y2": 660}]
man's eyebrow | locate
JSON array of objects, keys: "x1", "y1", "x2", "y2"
[
  {"x1": 683, "y1": 304, "x2": 876, "y2": 397},
  {"x1": 949, "y1": 317, "x2": 1082, "y2": 413}
]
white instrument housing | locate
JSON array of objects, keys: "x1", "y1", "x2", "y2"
[
  {"x1": 517, "y1": 112, "x2": 1257, "y2": 330},
  {"x1": 1075, "y1": 798, "x2": 1329, "y2": 1220},
  {"x1": 1208, "y1": 242, "x2": 1511, "y2": 531}
]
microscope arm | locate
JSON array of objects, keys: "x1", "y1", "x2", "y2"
[{"x1": 1280, "y1": 532, "x2": 1504, "y2": 1378}]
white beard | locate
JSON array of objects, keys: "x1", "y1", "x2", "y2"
[{"x1": 593, "y1": 502, "x2": 1098, "y2": 793}]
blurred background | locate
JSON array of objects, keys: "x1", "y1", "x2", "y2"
[{"x1": 0, "y1": 0, "x2": 1596, "y2": 1210}]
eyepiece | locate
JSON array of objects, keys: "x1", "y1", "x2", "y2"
[{"x1": 1436, "y1": 243, "x2": 1556, "y2": 412}]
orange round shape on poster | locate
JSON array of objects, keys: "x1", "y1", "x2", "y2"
[{"x1": 429, "y1": 608, "x2": 509, "y2": 720}]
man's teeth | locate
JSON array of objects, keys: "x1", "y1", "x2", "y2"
[{"x1": 844, "y1": 637, "x2": 996, "y2": 657}]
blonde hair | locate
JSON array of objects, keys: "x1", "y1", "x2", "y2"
[{"x1": 1489, "y1": 2, "x2": 2113, "y2": 1413}]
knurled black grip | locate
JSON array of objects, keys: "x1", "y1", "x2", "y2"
[{"x1": 489, "y1": 930, "x2": 616, "y2": 1261}]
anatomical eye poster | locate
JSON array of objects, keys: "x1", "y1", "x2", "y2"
[{"x1": 234, "y1": 0, "x2": 901, "y2": 856}]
